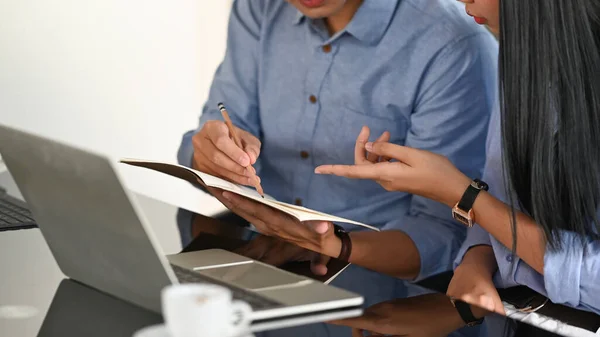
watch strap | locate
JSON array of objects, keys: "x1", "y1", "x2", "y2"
[
  {"x1": 457, "y1": 179, "x2": 488, "y2": 211},
  {"x1": 333, "y1": 225, "x2": 352, "y2": 263},
  {"x1": 452, "y1": 299, "x2": 484, "y2": 327}
]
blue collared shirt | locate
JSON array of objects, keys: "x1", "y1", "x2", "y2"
[
  {"x1": 454, "y1": 98, "x2": 600, "y2": 314},
  {"x1": 179, "y1": 0, "x2": 498, "y2": 281}
]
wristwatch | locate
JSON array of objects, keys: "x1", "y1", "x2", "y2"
[
  {"x1": 452, "y1": 179, "x2": 488, "y2": 227},
  {"x1": 333, "y1": 224, "x2": 352, "y2": 263},
  {"x1": 450, "y1": 298, "x2": 484, "y2": 327}
]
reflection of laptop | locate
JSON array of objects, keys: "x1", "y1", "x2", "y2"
[
  {"x1": 38, "y1": 279, "x2": 163, "y2": 337},
  {"x1": 0, "y1": 124, "x2": 363, "y2": 331},
  {"x1": 179, "y1": 212, "x2": 351, "y2": 285}
]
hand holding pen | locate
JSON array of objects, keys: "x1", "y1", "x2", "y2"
[
  {"x1": 218, "y1": 103, "x2": 265, "y2": 197},
  {"x1": 190, "y1": 103, "x2": 264, "y2": 195}
]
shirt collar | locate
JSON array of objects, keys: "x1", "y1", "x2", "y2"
[
  {"x1": 292, "y1": 1, "x2": 399, "y2": 45},
  {"x1": 293, "y1": 11, "x2": 305, "y2": 25}
]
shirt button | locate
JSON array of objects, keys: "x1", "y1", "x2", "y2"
[
  {"x1": 294, "y1": 198, "x2": 303, "y2": 206},
  {"x1": 300, "y1": 151, "x2": 309, "y2": 159},
  {"x1": 322, "y1": 44, "x2": 332, "y2": 53},
  {"x1": 506, "y1": 255, "x2": 513, "y2": 262},
  {"x1": 309, "y1": 95, "x2": 317, "y2": 104}
]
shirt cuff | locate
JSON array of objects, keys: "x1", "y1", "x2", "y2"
[
  {"x1": 453, "y1": 224, "x2": 492, "y2": 269},
  {"x1": 383, "y1": 211, "x2": 466, "y2": 282},
  {"x1": 177, "y1": 129, "x2": 196, "y2": 168},
  {"x1": 543, "y1": 231, "x2": 582, "y2": 307}
]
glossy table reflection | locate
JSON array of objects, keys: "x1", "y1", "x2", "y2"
[{"x1": 1, "y1": 186, "x2": 598, "y2": 337}]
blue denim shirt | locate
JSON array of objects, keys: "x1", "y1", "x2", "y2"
[
  {"x1": 179, "y1": 0, "x2": 498, "y2": 281},
  {"x1": 454, "y1": 98, "x2": 600, "y2": 315}
]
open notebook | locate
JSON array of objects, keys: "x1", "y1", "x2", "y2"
[{"x1": 120, "y1": 159, "x2": 379, "y2": 231}]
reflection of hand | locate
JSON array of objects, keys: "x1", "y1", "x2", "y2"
[
  {"x1": 209, "y1": 188, "x2": 343, "y2": 261},
  {"x1": 447, "y1": 246, "x2": 505, "y2": 317},
  {"x1": 234, "y1": 235, "x2": 331, "y2": 275},
  {"x1": 315, "y1": 126, "x2": 471, "y2": 207},
  {"x1": 192, "y1": 120, "x2": 262, "y2": 186},
  {"x1": 329, "y1": 293, "x2": 464, "y2": 337}
]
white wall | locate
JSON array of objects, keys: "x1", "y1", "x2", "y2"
[{"x1": 0, "y1": 0, "x2": 232, "y2": 253}]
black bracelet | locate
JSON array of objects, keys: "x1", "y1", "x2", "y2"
[
  {"x1": 333, "y1": 225, "x2": 352, "y2": 263},
  {"x1": 450, "y1": 298, "x2": 484, "y2": 327}
]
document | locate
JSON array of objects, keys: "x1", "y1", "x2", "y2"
[{"x1": 120, "y1": 158, "x2": 379, "y2": 231}]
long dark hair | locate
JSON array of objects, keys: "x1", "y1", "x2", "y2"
[{"x1": 499, "y1": 0, "x2": 600, "y2": 250}]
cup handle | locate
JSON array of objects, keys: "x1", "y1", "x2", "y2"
[{"x1": 227, "y1": 300, "x2": 253, "y2": 337}]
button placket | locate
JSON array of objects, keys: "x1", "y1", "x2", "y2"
[{"x1": 292, "y1": 41, "x2": 336, "y2": 208}]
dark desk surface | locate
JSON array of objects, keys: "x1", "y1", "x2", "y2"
[
  {"x1": 0, "y1": 193, "x2": 169, "y2": 337},
  {"x1": 1, "y1": 188, "x2": 598, "y2": 337}
]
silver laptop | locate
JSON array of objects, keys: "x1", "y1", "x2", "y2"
[{"x1": 0, "y1": 124, "x2": 363, "y2": 331}]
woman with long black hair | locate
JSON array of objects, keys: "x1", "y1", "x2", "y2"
[
  {"x1": 314, "y1": 0, "x2": 600, "y2": 332},
  {"x1": 219, "y1": 0, "x2": 600, "y2": 335}
]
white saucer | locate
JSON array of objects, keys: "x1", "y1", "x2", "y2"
[{"x1": 133, "y1": 324, "x2": 254, "y2": 337}]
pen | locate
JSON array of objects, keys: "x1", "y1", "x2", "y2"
[{"x1": 218, "y1": 102, "x2": 265, "y2": 198}]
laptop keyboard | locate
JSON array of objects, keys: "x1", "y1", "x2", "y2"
[
  {"x1": 0, "y1": 195, "x2": 37, "y2": 231},
  {"x1": 170, "y1": 264, "x2": 282, "y2": 310}
]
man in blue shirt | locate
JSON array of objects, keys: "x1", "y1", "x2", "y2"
[{"x1": 178, "y1": 0, "x2": 498, "y2": 335}]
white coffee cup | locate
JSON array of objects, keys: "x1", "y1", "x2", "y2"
[{"x1": 161, "y1": 284, "x2": 252, "y2": 337}]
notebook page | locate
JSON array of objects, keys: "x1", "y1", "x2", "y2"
[
  {"x1": 270, "y1": 201, "x2": 379, "y2": 231},
  {"x1": 120, "y1": 159, "x2": 377, "y2": 229},
  {"x1": 192, "y1": 167, "x2": 379, "y2": 230},
  {"x1": 195, "y1": 171, "x2": 276, "y2": 201},
  {"x1": 120, "y1": 158, "x2": 275, "y2": 201}
]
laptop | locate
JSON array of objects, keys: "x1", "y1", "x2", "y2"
[
  {"x1": 0, "y1": 186, "x2": 37, "y2": 231},
  {"x1": 0, "y1": 124, "x2": 363, "y2": 331},
  {"x1": 0, "y1": 155, "x2": 38, "y2": 231}
]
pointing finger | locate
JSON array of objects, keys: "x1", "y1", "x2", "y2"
[{"x1": 314, "y1": 163, "x2": 389, "y2": 180}]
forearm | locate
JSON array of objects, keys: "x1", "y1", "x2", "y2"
[
  {"x1": 459, "y1": 244, "x2": 498, "y2": 276},
  {"x1": 350, "y1": 230, "x2": 421, "y2": 279},
  {"x1": 321, "y1": 230, "x2": 420, "y2": 280},
  {"x1": 469, "y1": 192, "x2": 546, "y2": 274}
]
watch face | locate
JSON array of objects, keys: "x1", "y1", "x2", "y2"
[
  {"x1": 452, "y1": 206, "x2": 474, "y2": 227},
  {"x1": 452, "y1": 212, "x2": 469, "y2": 224}
]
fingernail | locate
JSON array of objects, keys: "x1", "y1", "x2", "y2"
[
  {"x1": 314, "y1": 167, "x2": 322, "y2": 174},
  {"x1": 239, "y1": 155, "x2": 250, "y2": 167},
  {"x1": 365, "y1": 142, "x2": 373, "y2": 151},
  {"x1": 222, "y1": 192, "x2": 231, "y2": 201},
  {"x1": 249, "y1": 151, "x2": 258, "y2": 164}
]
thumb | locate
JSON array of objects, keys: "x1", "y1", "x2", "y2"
[
  {"x1": 365, "y1": 142, "x2": 416, "y2": 165},
  {"x1": 311, "y1": 254, "x2": 330, "y2": 276},
  {"x1": 479, "y1": 295, "x2": 497, "y2": 312},
  {"x1": 306, "y1": 221, "x2": 332, "y2": 235},
  {"x1": 491, "y1": 293, "x2": 506, "y2": 315}
]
